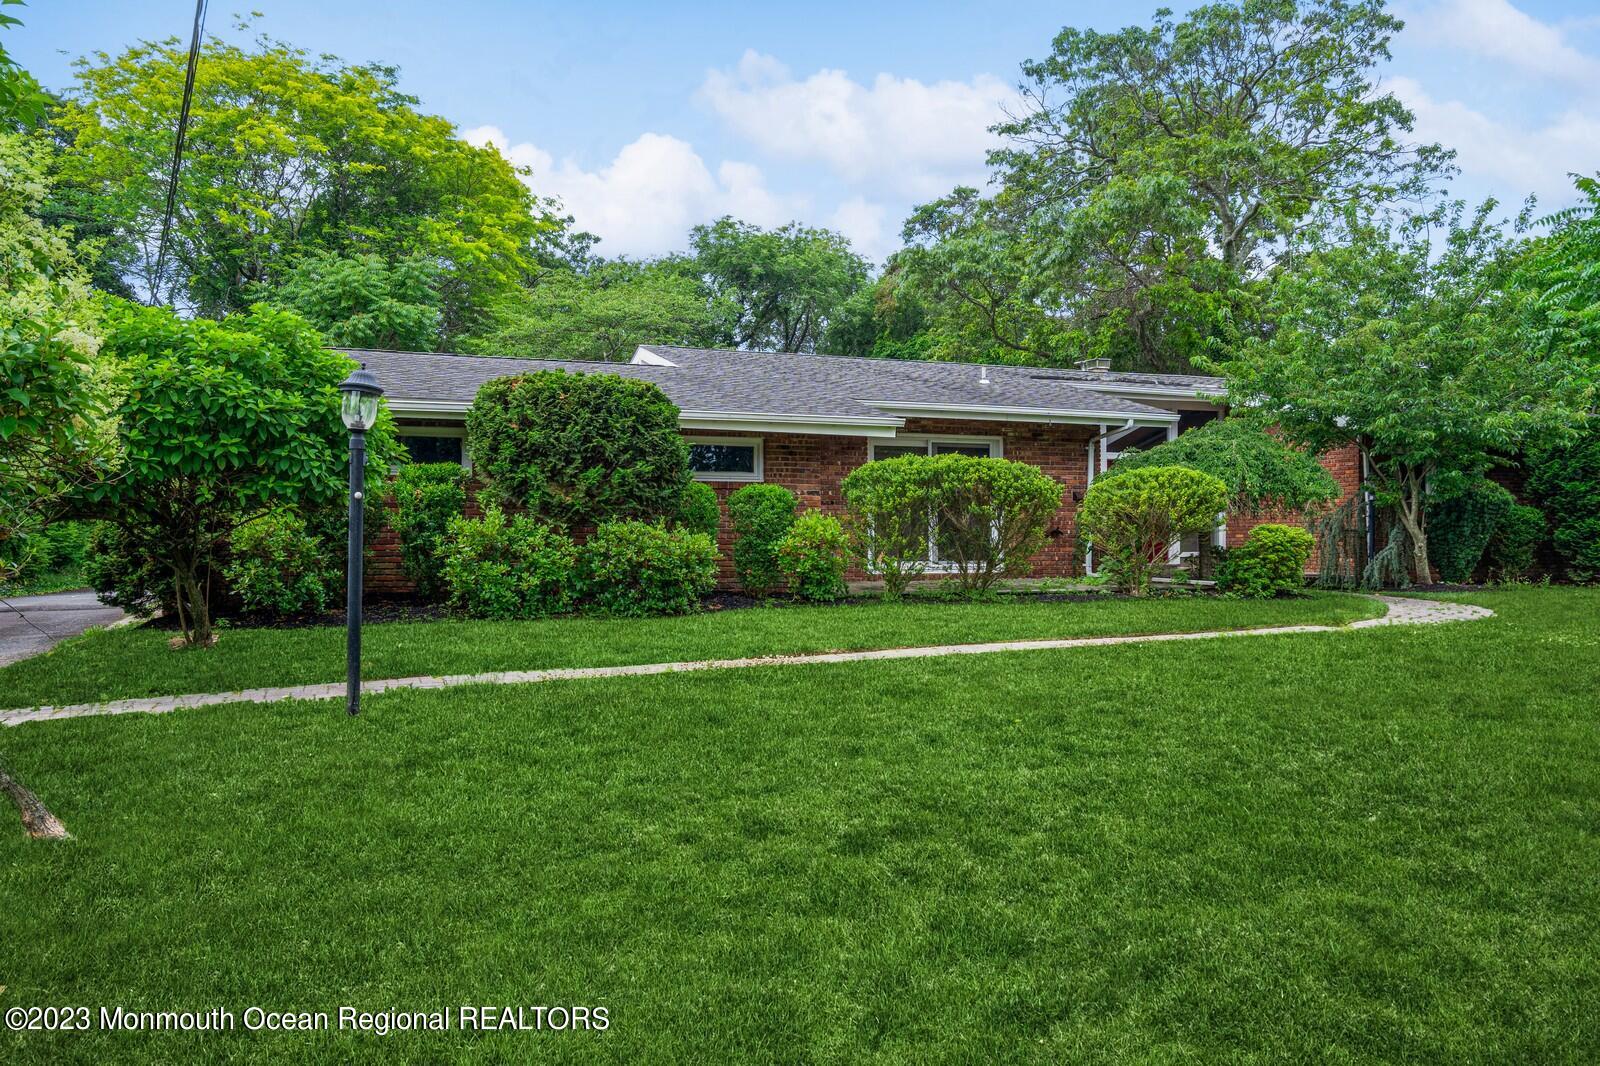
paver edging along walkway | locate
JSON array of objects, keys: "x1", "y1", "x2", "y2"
[{"x1": 0, "y1": 594, "x2": 1494, "y2": 727}]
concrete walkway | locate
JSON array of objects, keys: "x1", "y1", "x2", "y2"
[
  {"x1": 0, "y1": 590, "x2": 127, "y2": 668},
  {"x1": 0, "y1": 595, "x2": 1492, "y2": 728}
]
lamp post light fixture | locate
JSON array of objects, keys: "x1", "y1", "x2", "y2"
[{"x1": 338, "y1": 364, "x2": 384, "y2": 716}]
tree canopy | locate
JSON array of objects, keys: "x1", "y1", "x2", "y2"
[
  {"x1": 51, "y1": 31, "x2": 561, "y2": 341},
  {"x1": 1112, "y1": 418, "x2": 1339, "y2": 516}
]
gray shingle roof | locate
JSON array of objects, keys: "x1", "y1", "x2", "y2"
[{"x1": 343, "y1": 345, "x2": 1219, "y2": 426}]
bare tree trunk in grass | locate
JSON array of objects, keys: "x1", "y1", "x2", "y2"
[{"x1": 0, "y1": 761, "x2": 71, "y2": 840}]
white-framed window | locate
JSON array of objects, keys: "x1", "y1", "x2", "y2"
[
  {"x1": 397, "y1": 426, "x2": 470, "y2": 470},
  {"x1": 685, "y1": 436, "x2": 763, "y2": 482},
  {"x1": 867, "y1": 435, "x2": 1004, "y2": 568}
]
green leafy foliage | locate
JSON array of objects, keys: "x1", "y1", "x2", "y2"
[
  {"x1": 1113, "y1": 420, "x2": 1339, "y2": 516},
  {"x1": 1077, "y1": 466, "x2": 1229, "y2": 595},
  {"x1": 1217, "y1": 524, "x2": 1314, "y2": 599},
  {"x1": 262, "y1": 253, "x2": 443, "y2": 352},
  {"x1": 690, "y1": 217, "x2": 869, "y2": 352},
  {"x1": 85, "y1": 302, "x2": 400, "y2": 644},
  {"x1": 840, "y1": 456, "x2": 935, "y2": 598},
  {"x1": 1526, "y1": 425, "x2": 1600, "y2": 582},
  {"x1": 1485, "y1": 504, "x2": 1545, "y2": 583},
  {"x1": 389, "y1": 463, "x2": 468, "y2": 602},
  {"x1": 673, "y1": 481, "x2": 722, "y2": 541},
  {"x1": 776, "y1": 511, "x2": 849, "y2": 603},
  {"x1": 1426, "y1": 473, "x2": 1514, "y2": 583},
  {"x1": 1214, "y1": 202, "x2": 1592, "y2": 584},
  {"x1": 579, "y1": 520, "x2": 717, "y2": 617},
  {"x1": 466, "y1": 370, "x2": 689, "y2": 527},
  {"x1": 441, "y1": 505, "x2": 577, "y2": 620},
  {"x1": 53, "y1": 31, "x2": 561, "y2": 339},
  {"x1": 726, "y1": 483, "x2": 797, "y2": 595},
  {"x1": 464, "y1": 260, "x2": 723, "y2": 361},
  {"x1": 223, "y1": 509, "x2": 339, "y2": 618},
  {"x1": 928, "y1": 455, "x2": 1064, "y2": 593}
]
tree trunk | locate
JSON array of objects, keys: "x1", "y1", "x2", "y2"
[
  {"x1": 0, "y1": 763, "x2": 71, "y2": 840},
  {"x1": 173, "y1": 562, "x2": 213, "y2": 647},
  {"x1": 1395, "y1": 469, "x2": 1433, "y2": 585}
]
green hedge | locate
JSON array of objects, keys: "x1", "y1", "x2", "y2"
[
  {"x1": 441, "y1": 506, "x2": 578, "y2": 620},
  {"x1": 674, "y1": 481, "x2": 722, "y2": 541},
  {"x1": 224, "y1": 509, "x2": 339, "y2": 617},
  {"x1": 1426, "y1": 473, "x2": 1514, "y2": 583},
  {"x1": 1528, "y1": 426, "x2": 1600, "y2": 582},
  {"x1": 927, "y1": 454, "x2": 1063, "y2": 593},
  {"x1": 1077, "y1": 465, "x2": 1229, "y2": 595},
  {"x1": 389, "y1": 462, "x2": 468, "y2": 601},
  {"x1": 579, "y1": 521, "x2": 718, "y2": 617},
  {"x1": 840, "y1": 456, "x2": 933, "y2": 599}
]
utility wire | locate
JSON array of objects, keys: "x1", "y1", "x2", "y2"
[{"x1": 149, "y1": 0, "x2": 208, "y2": 305}]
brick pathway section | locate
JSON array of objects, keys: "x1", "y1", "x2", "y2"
[{"x1": 0, "y1": 595, "x2": 1494, "y2": 727}]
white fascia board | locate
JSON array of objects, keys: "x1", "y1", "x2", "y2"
[
  {"x1": 859, "y1": 400, "x2": 1178, "y2": 426},
  {"x1": 678, "y1": 410, "x2": 904, "y2": 439},
  {"x1": 1065, "y1": 381, "x2": 1227, "y2": 401},
  {"x1": 387, "y1": 399, "x2": 470, "y2": 419}
]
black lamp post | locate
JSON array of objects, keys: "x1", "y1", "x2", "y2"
[{"x1": 338, "y1": 365, "x2": 384, "y2": 717}]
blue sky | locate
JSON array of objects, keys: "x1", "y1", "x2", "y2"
[{"x1": 12, "y1": 1, "x2": 1600, "y2": 263}]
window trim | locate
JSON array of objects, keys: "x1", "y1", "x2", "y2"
[
  {"x1": 684, "y1": 435, "x2": 764, "y2": 483},
  {"x1": 396, "y1": 425, "x2": 470, "y2": 471}
]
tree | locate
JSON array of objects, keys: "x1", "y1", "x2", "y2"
[
  {"x1": 0, "y1": 130, "x2": 113, "y2": 580},
  {"x1": 0, "y1": 0, "x2": 47, "y2": 130},
  {"x1": 84, "y1": 302, "x2": 399, "y2": 646},
  {"x1": 690, "y1": 217, "x2": 869, "y2": 352},
  {"x1": 51, "y1": 30, "x2": 563, "y2": 340},
  {"x1": 1111, "y1": 418, "x2": 1339, "y2": 516},
  {"x1": 1520, "y1": 175, "x2": 1600, "y2": 370},
  {"x1": 1213, "y1": 202, "x2": 1592, "y2": 583},
  {"x1": 1077, "y1": 466, "x2": 1231, "y2": 594},
  {"x1": 261, "y1": 252, "x2": 442, "y2": 352},
  {"x1": 464, "y1": 260, "x2": 721, "y2": 361},
  {"x1": 900, "y1": 0, "x2": 1451, "y2": 371}
]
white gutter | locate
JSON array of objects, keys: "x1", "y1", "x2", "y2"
[{"x1": 859, "y1": 400, "x2": 1177, "y2": 426}]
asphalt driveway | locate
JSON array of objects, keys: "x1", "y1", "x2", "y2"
[{"x1": 0, "y1": 590, "x2": 127, "y2": 668}]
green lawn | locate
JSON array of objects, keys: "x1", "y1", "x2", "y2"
[
  {"x1": 2, "y1": 587, "x2": 1595, "y2": 1063},
  {"x1": 0, "y1": 591, "x2": 1379, "y2": 708}
]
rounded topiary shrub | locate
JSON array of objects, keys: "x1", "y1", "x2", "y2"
[
  {"x1": 674, "y1": 481, "x2": 722, "y2": 540},
  {"x1": 776, "y1": 510, "x2": 849, "y2": 602},
  {"x1": 726, "y1": 483, "x2": 797, "y2": 595},
  {"x1": 441, "y1": 505, "x2": 577, "y2": 619},
  {"x1": 926, "y1": 454, "x2": 1064, "y2": 593},
  {"x1": 466, "y1": 370, "x2": 690, "y2": 527},
  {"x1": 1076, "y1": 465, "x2": 1229, "y2": 595},
  {"x1": 389, "y1": 462, "x2": 468, "y2": 601},
  {"x1": 841, "y1": 455, "x2": 935, "y2": 599},
  {"x1": 1217, "y1": 523, "x2": 1314, "y2": 598},
  {"x1": 224, "y1": 509, "x2": 339, "y2": 617},
  {"x1": 579, "y1": 521, "x2": 718, "y2": 617}
]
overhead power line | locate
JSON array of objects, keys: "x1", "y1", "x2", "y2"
[{"x1": 149, "y1": 0, "x2": 208, "y2": 305}]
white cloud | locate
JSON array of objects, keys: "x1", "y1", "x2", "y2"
[
  {"x1": 1413, "y1": 0, "x2": 1600, "y2": 87},
  {"x1": 1390, "y1": 76, "x2": 1600, "y2": 204},
  {"x1": 698, "y1": 51, "x2": 1016, "y2": 199},
  {"x1": 828, "y1": 196, "x2": 894, "y2": 264},
  {"x1": 464, "y1": 125, "x2": 799, "y2": 257}
]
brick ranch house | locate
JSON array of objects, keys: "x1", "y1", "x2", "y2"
[{"x1": 349, "y1": 344, "x2": 1365, "y2": 594}]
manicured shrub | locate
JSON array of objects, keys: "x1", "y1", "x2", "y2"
[
  {"x1": 579, "y1": 521, "x2": 718, "y2": 617},
  {"x1": 727, "y1": 483, "x2": 797, "y2": 594},
  {"x1": 1217, "y1": 523, "x2": 1314, "y2": 598},
  {"x1": 1426, "y1": 472, "x2": 1514, "y2": 583},
  {"x1": 1527, "y1": 426, "x2": 1600, "y2": 582},
  {"x1": 1076, "y1": 465, "x2": 1229, "y2": 595},
  {"x1": 927, "y1": 454, "x2": 1064, "y2": 593},
  {"x1": 389, "y1": 462, "x2": 468, "y2": 601},
  {"x1": 1485, "y1": 504, "x2": 1545, "y2": 581},
  {"x1": 841, "y1": 456, "x2": 934, "y2": 598},
  {"x1": 224, "y1": 509, "x2": 340, "y2": 617},
  {"x1": 441, "y1": 505, "x2": 577, "y2": 620},
  {"x1": 776, "y1": 511, "x2": 849, "y2": 602},
  {"x1": 674, "y1": 481, "x2": 722, "y2": 540},
  {"x1": 466, "y1": 370, "x2": 690, "y2": 527}
]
